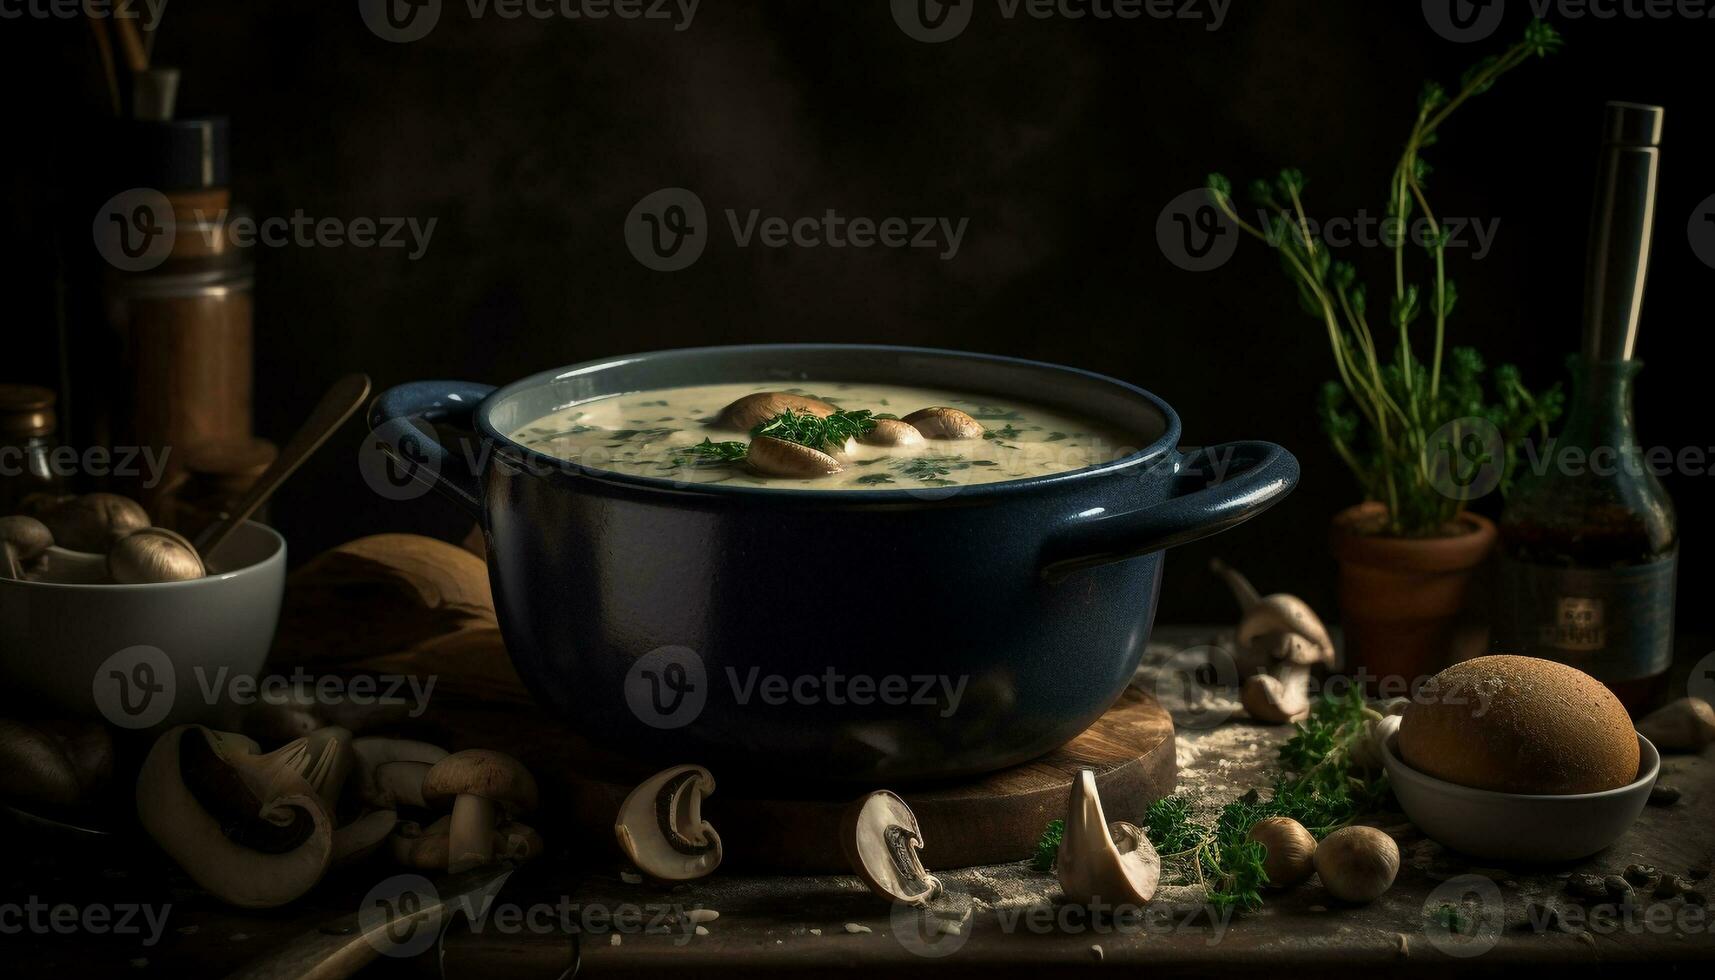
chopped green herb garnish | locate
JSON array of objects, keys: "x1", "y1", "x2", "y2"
[
  {"x1": 895, "y1": 455, "x2": 971, "y2": 482},
  {"x1": 854, "y1": 474, "x2": 895, "y2": 485},
  {"x1": 984, "y1": 424, "x2": 1022, "y2": 441},
  {"x1": 1046, "y1": 432, "x2": 1068, "y2": 442},
  {"x1": 750, "y1": 409, "x2": 877, "y2": 452},
  {"x1": 672, "y1": 439, "x2": 748, "y2": 466}
]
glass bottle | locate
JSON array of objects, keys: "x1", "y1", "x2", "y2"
[
  {"x1": 0, "y1": 384, "x2": 63, "y2": 515},
  {"x1": 1497, "y1": 102, "x2": 1676, "y2": 710}
]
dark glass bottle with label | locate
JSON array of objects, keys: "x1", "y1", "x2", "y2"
[{"x1": 1497, "y1": 102, "x2": 1675, "y2": 710}]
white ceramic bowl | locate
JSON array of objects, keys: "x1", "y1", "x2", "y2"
[
  {"x1": 1382, "y1": 729, "x2": 1659, "y2": 862},
  {"x1": 0, "y1": 521, "x2": 286, "y2": 731}
]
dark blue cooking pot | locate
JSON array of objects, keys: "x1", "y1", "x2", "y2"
[{"x1": 369, "y1": 345, "x2": 1297, "y2": 782}]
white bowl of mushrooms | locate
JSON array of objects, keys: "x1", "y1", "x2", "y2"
[{"x1": 0, "y1": 493, "x2": 286, "y2": 729}]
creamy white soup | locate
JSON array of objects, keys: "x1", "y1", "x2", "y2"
[{"x1": 509, "y1": 381, "x2": 1138, "y2": 491}]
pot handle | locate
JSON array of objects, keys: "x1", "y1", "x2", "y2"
[
  {"x1": 1039, "y1": 441, "x2": 1299, "y2": 583},
  {"x1": 366, "y1": 380, "x2": 497, "y2": 518}
]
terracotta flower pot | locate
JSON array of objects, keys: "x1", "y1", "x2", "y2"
[{"x1": 1330, "y1": 502, "x2": 1496, "y2": 685}]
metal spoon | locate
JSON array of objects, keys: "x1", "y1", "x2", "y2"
[{"x1": 197, "y1": 374, "x2": 372, "y2": 569}]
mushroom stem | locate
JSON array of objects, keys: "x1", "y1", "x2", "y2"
[
  {"x1": 1209, "y1": 558, "x2": 1261, "y2": 611},
  {"x1": 446, "y1": 794, "x2": 498, "y2": 873},
  {"x1": 1242, "y1": 663, "x2": 1312, "y2": 724}
]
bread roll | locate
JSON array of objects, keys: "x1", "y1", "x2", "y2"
[{"x1": 1399, "y1": 655, "x2": 1639, "y2": 795}]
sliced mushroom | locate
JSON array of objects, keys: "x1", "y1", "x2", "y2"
[
  {"x1": 1637, "y1": 697, "x2": 1715, "y2": 752},
  {"x1": 302, "y1": 727, "x2": 354, "y2": 811},
  {"x1": 332, "y1": 808, "x2": 399, "y2": 868},
  {"x1": 859, "y1": 419, "x2": 925, "y2": 448},
  {"x1": 746, "y1": 436, "x2": 843, "y2": 478},
  {"x1": 0, "y1": 515, "x2": 53, "y2": 579},
  {"x1": 108, "y1": 527, "x2": 206, "y2": 584},
  {"x1": 40, "y1": 493, "x2": 150, "y2": 553},
  {"x1": 422, "y1": 749, "x2": 539, "y2": 874},
  {"x1": 842, "y1": 790, "x2": 940, "y2": 906},
  {"x1": 0, "y1": 717, "x2": 113, "y2": 811},
  {"x1": 717, "y1": 392, "x2": 836, "y2": 431},
  {"x1": 135, "y1": 725, "x2": 334, "y2": 909},
  {"x1": 1056, "y1": 769, "x2": 1159, "y2": 906},
  {"x1": 615, "y1": 765, "x2": 722, "y2": 881},
  {"x1": 902, "y1": 407, "x2": 983, "y2": 440}
]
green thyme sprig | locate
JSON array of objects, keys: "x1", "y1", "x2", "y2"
[
  {"x1": 1037, "y1": 690, "x2": 1391, "y2": 913},
  {"x1": 1205, "y1": 20, "x2": 1563, "y2": 536}
]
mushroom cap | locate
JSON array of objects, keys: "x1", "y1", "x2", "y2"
[
  {"x1": 108, "y1": 527, "x2": 206, "y2": 584},
  {"x1": 717, "y1": 392, "x2": 836, "y2": 431},
  {"x1": 0, "y1": 515, "x2": 54, "y2": 563},
  {"x1": 901, "y1": 407, "x2": 984, "y2": 440},
  {"x1": 745, "y1": 436, "x2": 843, "y2": 478},
  {"x1": 135, "y1": 725, "x2": 334, "y2": 909},
  {"x1": 422, "y1": 749, "x2": 538, "y2": 813},
  {"x1": 1237, "y1": 595, "x2": 1334, "y2": 666},
  {"x1": 41, "y1": 493, "x2": 150, "y2": 553},
  {"x1": 0, "y1": 717, "x2": 89, "y2": 810},
  {"x1": 1313, "y1": 826, "x2": 1399, "y2": 903},
  {"x1": 859, "y1": 419, "x2": 926, "y2": 448},
  {"x1": 1248, "y1": 816, "x2": 1316, "y2": 889}
]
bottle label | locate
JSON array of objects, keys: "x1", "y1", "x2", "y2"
[{"x1": 1497, "y1": 553, "x2": 1676, "y2": 681}]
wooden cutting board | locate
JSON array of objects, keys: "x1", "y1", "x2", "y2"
[{"x1": 526, "y1": 687, "x2": 1176, "y2": 873}]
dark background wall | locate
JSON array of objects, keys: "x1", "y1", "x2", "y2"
[{"x1": 2, "y1": 0, "x2": 1708, "y2": 627}]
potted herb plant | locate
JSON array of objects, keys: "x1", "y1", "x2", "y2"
[{"x1": 1205, "y1": 21, "x2": 1565, "y2": 682}]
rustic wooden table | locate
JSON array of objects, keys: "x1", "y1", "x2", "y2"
[
  {"x1": 5, "y1": 541, "x2": 1711, "y2": 977},
  {"x1": 11, "y1": 688, "x2": 1709, "y2": 978}
]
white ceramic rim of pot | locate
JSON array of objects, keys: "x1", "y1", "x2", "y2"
[
  {"x1": 3, "y1": 520, "x2": 285, "y2": 592},
  {"x1": 1381, "y1": 729, "x2": 1660, "y2": 802}
]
